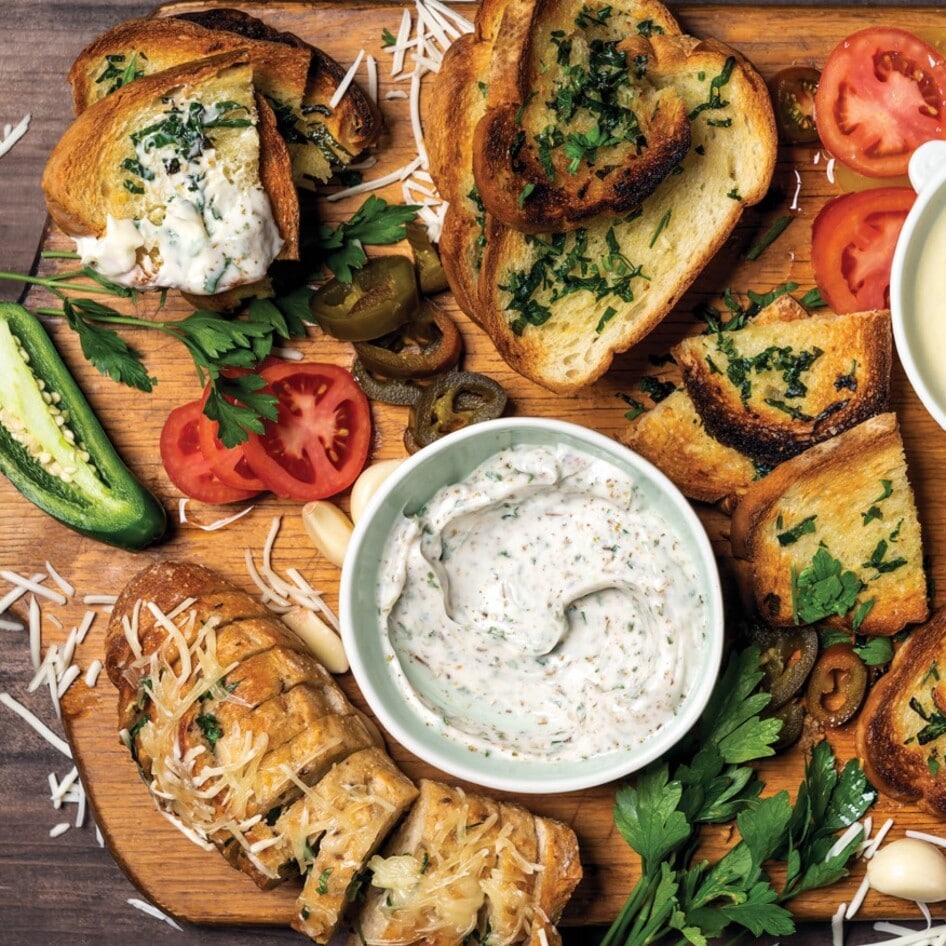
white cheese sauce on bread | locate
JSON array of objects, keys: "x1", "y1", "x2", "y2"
[
  {"x1": 75, "y1": 96, "x2": 281, "y2": 294},
  {"x1": 377, "y1": 443, "x2": 707, "y2": 762}
]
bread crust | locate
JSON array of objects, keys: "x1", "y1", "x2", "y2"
[
  {"x1": 856, "y1": 608, "x2": 946, "y2": 816},
  {"x1": 473, "y1": 0, "x2": 690, "y2": 232},
  {"x1": 730, "y1": 412, "x2": 928, "y2": 635},
  {"x1": 68, "y1": 15, "x2": 311, "y2": 115}
]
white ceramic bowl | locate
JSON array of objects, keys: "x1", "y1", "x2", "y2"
[
  {"x1": 339, "y1": 417, "x2": 724, "y2": 794},
  {"x1": 891, "y1": 139, "x2": 946, "y2": 430}
]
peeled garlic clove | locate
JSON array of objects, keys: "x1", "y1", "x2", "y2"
[
  {"x1": 351, "y1": 459, "x2": 404, "y2": 524},
  {"x1": 867, "y1": 837, "x2": 946, "y2": 903},
  {"x1": 302, "y1": 500, "x2": 353, "y2": 568},
  {"x1": 281, "y1": 606, "x2": 349, "y2": 674}
]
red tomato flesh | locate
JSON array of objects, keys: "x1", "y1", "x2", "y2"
[
  {"x1": 811, "y1": 187, "x2": 915, "y2": 313},
  {"x1": 160, "y1": 400, "x2": 260, "y2": 505},
  {"x1": 242, "y1": 362, "x2": 371, "y2": 501},
  {"x1": 197, "y1": 382, "x2": 268, "y2": 493},
  {"x1": 815, "y1": 27, "x2": 946, "y2": 177}
]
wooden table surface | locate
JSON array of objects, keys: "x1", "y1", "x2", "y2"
[{"x1": 1, "y1": 2, "x2": 944, "y2": 944}]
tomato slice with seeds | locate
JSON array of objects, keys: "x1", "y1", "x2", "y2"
[
  {"x1": 772, "y1": 66, "x2": 821, "y2": 145},
  {"x1": 160, "y1": 400, "x2": 260, "y2": 505},
  {"x1": 242, "y1": 362, "x2": 371, "y2": 501},
  {"x1": 811, "y1": 187, "x2": 915, "y2": 313},
  {"x1": 815, "y1": 27, "x2": 946, "y2": 177},
  {"x1": 197, "y1": 370, "x2": 270, "y2": 494}
]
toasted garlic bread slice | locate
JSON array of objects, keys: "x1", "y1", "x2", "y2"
[
  {"x1": 477, "y1": 34, "x2": 776, "y2": 393},
  {"x1": 621, "y1": 388, "x2": 760, "y2": 504},
  {"x1": 175, "y1": 7, "x2": 383, "y2": 186},
  {"x1": 675, "y1": 308, "x2": 892, "y2": 465},
  {"x1": 68, "y1": 15, "x2": 310, "y2": 119},
  {"x1": 856, "y1": 608, "x2": 946, "y2": 817},
  {"x1": 730, "y1": 413, "x2": 927, "y2": 636},
  {"x1": 474, "y1": 0, "x2": 689, "y2": 232},
  {"x1": 528, "y1": 816, "x2": 584, "y2": 946},
  {"x1": 43, "y1": 52, "x2": 298, "y2": 294}
]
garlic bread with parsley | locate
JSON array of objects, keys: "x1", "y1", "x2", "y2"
[
  {"x1": 172, "y1": 7, "x2": 383, "y2": 187},
  {"x1": 43, "y1": 51, "x2": 299, "y2": 295},
  {"x1": 473, "y1": 0, "x2": 690, "y2": 233},
  {"x1": 620, "y1": 294, "x2": 810, "y2": 503},
  {"x1": 856, "y1": 607, "x2": 946, "y2": 818},
  {"x1": 730, "y1": 412, "x2": 927, "y2": 636},
  {"x1": 675, "y1": 307, "x2": 892, "y2": 465},
  {"x1": 478, "y1": 32, "x2": 777, "y2": 393}
]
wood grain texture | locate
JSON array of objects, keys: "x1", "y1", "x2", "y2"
[{"x1": 2, "y1": 2, "x2": 946, "y2": 945}]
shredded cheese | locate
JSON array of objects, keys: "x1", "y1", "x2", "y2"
[
  {"x1": 330, "y1": 48, "x2": 366, "y2": 109},
  {"x1": 845, "y1": 872, "x2": 871, "y2": 918},
  {"x1": 0, "y1": 691, "x2": 72, "y2": 757},
  {"x1": 84, "y1": 659, "x2": 103, "y2": 688},
  {"x1": 0, "y1": 112, "x2": 30, "y2": 160},
  {"x1": 127, "y1": 898, "x2": 184, "y2": 931},
  {"x1": 49, "y1": 822, "x2": 70, "y2": 838},
  {"x1": 832, "y1": 902, "x2": 845, "y2": 946}
]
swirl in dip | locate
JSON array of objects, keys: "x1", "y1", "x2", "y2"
[{"x1": 376, "y1": 442, "x2": 708, "y2": 763}]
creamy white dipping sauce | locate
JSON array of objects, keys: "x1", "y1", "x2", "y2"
[
  {"x1": 75, "y1": 97, "x2": 282, "y2": 295},
  {"x1": 376, "y1": 443, "x2": 708, "y2": 763},
  {"x1": 910, "y1": 200, "x2": 946, "y2": 410}
]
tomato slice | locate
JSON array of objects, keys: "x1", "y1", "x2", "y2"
[
  {"x1": 811, "y1": 187, "x2": 914, "y2": 312},
  {"x1": 815, "y1": 27, "x2": 946, "y2": 177},
  {"x1": 772, "y1": 66, "x2": 821, "y2": 145},
  {"x1": 242, "y1": 363, "x2": 371, "y2": 501},
  {"x1": 160, "y1": 400, "x2": 261, "y2": 504}
]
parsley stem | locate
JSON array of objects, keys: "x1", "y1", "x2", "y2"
[{"x1": 0, "y1": 270, "x2": 126, "y2": 297}]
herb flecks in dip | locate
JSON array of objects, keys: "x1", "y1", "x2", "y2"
[{"x1": 377, "y1": 443, "x2": 707, "y2": 763}]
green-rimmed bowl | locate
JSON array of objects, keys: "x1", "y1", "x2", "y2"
[{"x1": 339, "y1": 417, "x2": 724, "y2": 794}]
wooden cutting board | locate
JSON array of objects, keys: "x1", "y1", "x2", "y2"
[{"x1": 5, "y1": 0, "x2": 945, "y2": 930}]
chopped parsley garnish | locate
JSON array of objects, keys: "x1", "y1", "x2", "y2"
[
  {"x1": 127, "y1": 714, "x2": 149, "y2": 763},
  {"x1": 820, "y1": 628, "x2": 891, "y2": 666},
  {"x1": 96, "y1": 52, "x2": 146, "y2": 95},
  {"x1": 799, "y1": 287, "x2": 827, "y2": 308},
  {"x1": 649, "y1": 209, "x2": 671, "y2": 248},
  {"x1": 863, "y1": 538, "x2": 908, "y2": 575},
  {"x1": 636, "y1": 18, "x2": 665, "y2": 37},
  {"x1": 790, "y1": 547, "x2": 865, "y2": 625},
  {"x1": 909, "y1": 697, "x2": 946, "y2": 745},
  {"x1": 727, "y1": 186, "x2": 742, "y2": 200},
  {"x1": 776, "y1": 514, "x2": 817, "y2": 546},
  {"x1": 872, "y1": 479, "x2": 894, "y2": 502},
  {"x1": 746, "y1": 215, "x2": 793, "y2": 261},
  {"x1": 196, "y1": 712, "x2": 223, "y2": 750},
  {"x1": 689, "y1": 58, "x2": 735, "y2": 121},
  {"x1": 500, "y1": 228, "x2": 646, "y2": 335},
  {"x1": 618, "y1": 392, "x2": 646, "y2": 420},
  {"x1": 638, "y1": 375, "x2": 675, "y2": 402},
  {"x1": 317, "y1": 867, "x2": 334, "y2": 895},
  {"x1": 835, "y1": 360, "x2": 858, "y2": 392},
  {"x1": 518, "y1": 182, "x2": 536, "y2": 208},
  {"x1": 596, "y1": 305, "x2": 618, "y2": 334},
  {"x1": 381, "y1": 26, "x2": 397, "y2": 47}
]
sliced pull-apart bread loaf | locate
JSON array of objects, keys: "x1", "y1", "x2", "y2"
[
  {"x1": 106, "y1": 562, "x2": 582, "y2": 944},
  {"x1": 674, "y1": 307, "x2": 892, "y2": 465},
  {"x1": 350, "y1": 780, "x2": 581, "y2": 946},
  {"x1": 730, "y1": 412, "x2": 927, "y2": 636},
  {"x1": 473, "y1": 0, "x2": 690, "y2": 232},
  {"x1": 43, "y1": 51, "x2": 299, "y2": 295},
  {"x1": 856, "y1": 608, "x2": 946, "y2": 819},
  {"x1": 473, "y1": 28, "x2": 777, "y2": 392}
]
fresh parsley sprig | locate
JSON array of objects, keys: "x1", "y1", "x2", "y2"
[
  {"x1": 309, "y1": 195, "x2": 420, "y2": 282},
  {"x1": 1, "y1": 261, "x2": 308, "y2": 446},
  {"x1": 602, "y1": 644, "x2": 876, "y2": 946}
]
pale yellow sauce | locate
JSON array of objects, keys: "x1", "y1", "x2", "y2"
[{"x1": 910, "y1": 202, "x2": 946, "y2": 411}]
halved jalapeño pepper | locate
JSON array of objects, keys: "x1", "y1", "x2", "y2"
[
  {"x1": 352, "y1": 303, "x2": 462, "y2": 379},
  {"x1": 0, "y1": 303, "x2": 165, "y2": 549},
  {"x1": 309, "y1": 256, "x2": 418, "y2": 341}
]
